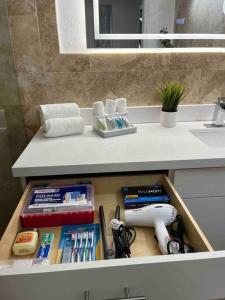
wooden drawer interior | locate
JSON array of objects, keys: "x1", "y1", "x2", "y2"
[{"x1": 0, "y1": 174, "x2": 213, "y2": 264}]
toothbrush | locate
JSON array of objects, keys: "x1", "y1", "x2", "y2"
[
  {"x1": 76, "y1": 232, "x2": 83, "y2": 263},
  {"x1": 88, "y1": 231, "x2": 94, "y2": 262},
  {"x1": 82, "y1": 232, "x2": 88, "y2": 262},
  {"x1": 71, "y1": 233, "x2": 77, "y2": 263}
]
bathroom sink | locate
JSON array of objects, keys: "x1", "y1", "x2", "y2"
[{"x1": 190, "y1": 128, "x2": 225, "y2": 148}]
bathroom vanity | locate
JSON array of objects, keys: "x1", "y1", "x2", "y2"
[
  {"x1": 2, "y1": 0, "x2": 225, "y2": 297},
  {"x1": 1, "y1": 111, "x2": 225, "y2": 300}
]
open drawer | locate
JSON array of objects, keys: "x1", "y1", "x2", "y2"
[
  {"x1": 0, "y1": 174, "x2": 217, "y2": 300},
  {"x1": 0, "y1": 174, "x2": 213, "y2": 263}
]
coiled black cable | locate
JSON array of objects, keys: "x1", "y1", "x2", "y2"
[{"x1": 112, "y1": 223, "x2": 136, "y2": 258}]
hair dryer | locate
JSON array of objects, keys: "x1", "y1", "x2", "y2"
[{"x1": 125, "y1": 204, "x2": 177, "y2": 255}]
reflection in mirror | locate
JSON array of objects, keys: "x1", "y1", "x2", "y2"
[{"x1": 85, "y1": 0, "x2": 225, "y2": 48}]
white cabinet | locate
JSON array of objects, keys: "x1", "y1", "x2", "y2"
[
  {"x1": 183, "y1": 196, "x2": 225, "y2": 250},
  {"x1": 174, "y1": 168, "x2": 225, "y2": 250},
  {"x1": 174, "y1": 168, "x2": 225, "y2": 199}
]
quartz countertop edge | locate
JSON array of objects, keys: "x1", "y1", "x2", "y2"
[{"x1": 12, "y1": 123, "x2": 225, "y2": 177}]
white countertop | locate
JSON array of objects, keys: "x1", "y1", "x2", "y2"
[{"x1": 12, "y1": 122, "x2": 225, "y2": 177}]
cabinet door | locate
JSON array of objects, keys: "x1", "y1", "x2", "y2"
[{"x1": 184, "y1": 196, "x2": 225, "y2": 250}]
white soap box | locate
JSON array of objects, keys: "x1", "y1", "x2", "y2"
[
  {"x1": 93, "y1": 125, "x2": 137, "y2": 138},
  {"x1": 92, "y1": 113, "x2": 137, "y2": 138}
]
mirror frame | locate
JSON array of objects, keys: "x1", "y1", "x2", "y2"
[{"x1": 93, "y1": 0, "x2": 225, "y2": 41}]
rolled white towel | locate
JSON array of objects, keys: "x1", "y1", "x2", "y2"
[
  {"x1": 42, "y1": 117, "x2": 85, "y2": 138},
  {"x1": 105, "y1": 99, "x2": 117, "y2": 115},
  {"x1": 40, "y1": 103, "x2": 80, "y2": 123},
  {"x1": 93, "y1": 101, "x2": 105, "y2": 117},
  {"x1": 116, "y1": 98, "x2": 127, "y2": 113}
]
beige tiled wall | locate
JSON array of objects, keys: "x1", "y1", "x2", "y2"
[{"x1": 5, "y1": 0, "x2": 225, "y2": 137}]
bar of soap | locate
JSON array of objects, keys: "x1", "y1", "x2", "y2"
[{"x1": 13, "y1": 230, "x2": 38, "y2": 256}]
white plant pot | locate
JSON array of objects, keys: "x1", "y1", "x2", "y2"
[{"x1": 160, "y1": 111, "x2": 177, "y2": 128}]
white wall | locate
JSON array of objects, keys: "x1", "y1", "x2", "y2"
[
  {"x1": 55, "y1": 0, "x2": 87, "y2": 53},
  {"x1": 142, "y1": 0, "x2": 176, "y2": 48}
]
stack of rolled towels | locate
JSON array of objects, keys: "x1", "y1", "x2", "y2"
[{"x1": 40, "y1": 103, "x2": 85, "y2": 138}]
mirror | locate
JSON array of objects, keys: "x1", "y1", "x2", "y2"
[{"x1": 85, "y1": 0, "x2": 225, "y2": 48}]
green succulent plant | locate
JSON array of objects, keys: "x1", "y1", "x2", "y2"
[{"x1": 158, "y1": 82, "x2": 186, "y2": 112}]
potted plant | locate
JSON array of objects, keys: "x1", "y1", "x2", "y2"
[
  {"x1": 160, "y1": 26, "x2": 174, "y2": 48},
  {"x1": 158, "y1": 81, "x2": 185, "y2": 128}
]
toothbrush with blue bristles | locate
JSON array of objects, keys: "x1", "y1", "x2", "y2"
[
  {"x1": 76, "y1": 232, "x2": 83, "y2": 262},
  {"x1": 82, "y1": 232, "x2": 88, "y2": 262},
  {"x1": 71, "y1": 232, "x2": 77, "y2": 263},
  {"x1": 88, "y1": 231, "x2": 94, "y2": 261}
]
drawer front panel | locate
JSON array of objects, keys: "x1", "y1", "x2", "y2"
[
  {"x1": 1, "y1": 255, "x2": 225, "y2": 300},
  {"x1": 174, "y1": 168, "x2": 225, "y2": 199}
]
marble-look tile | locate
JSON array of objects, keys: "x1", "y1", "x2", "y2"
[
  {"x1": 88, "y1": 72, "x2": 126, "y2": 104},
  {"x1": 22, "y1": 105, "x2": 41, "y2": 136},
  {"x1": 16, "y1": 71, "x2": 82, "y2": 134},
  {"x1": 36, "y1": 0, "x2": 60, "y2": 69},
  {"x1": 44, "y1": 72, "x2": 92, "y2": 106},
  {"x1": 169, "y1": 53, "x2": 225, "y2": 71},
  {"x1": 36, "y1": 0, "x2": 55, "y2": 12},
  {"x1": 199, "y1": 70, "x2": 225, "y2": 102},
  {"x1": 0, "y1": 110, "x2": 6, "y2": 128},
  {"x1": 161, "y1": 69, "x2": 203, "y2": 104},
  {"x1": 45, "y1": 54, "x2": 90, "y2": 73},
  {"x1": 89, "y1": 53, "x2": 170, "y2": 73},
  {"x1": 6, "y1": 0, "x2": 36, "y2": 16},
  {"x1": 0, "y1": 69, "x2": 21, "y2": 107},
  {"x1": 26, "y1": 127, "x2": 37, "y2": 139},
  {"x1": 122, "y1": 70, "x2": 164, "y2": 106},
  {"x1": 17, "y1": 72, "x2": 47, "y2": 109},
  {"x1": 0, "y1": 0, "x2": 11, "y2": 46},
  {"x1": 19, "y1": 72, "x2": 96, "y2": 136},
  {"x1": 4, "y1": 105, "x2": 28, "y2": 161},
  {"x1": 0, "y1": 1, "x2": 28, "y2": 161},
  {"x1": 0, "y1": 1, "x2": 22, "y2": 106},
  {"x1": 0, "y1": 130, "x2": 13, "y2": 177},
  {"x1": 8, "y1": 15, "x2": 43, "y2": 73},
  {"x1": 0, "y1": 43, "x2": 22, "y2": 107},
  {"x1": 0, "y1": 49, "x2": 17, "y2": 79}
]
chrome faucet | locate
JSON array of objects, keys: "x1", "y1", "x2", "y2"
[
  {"x1": 205, "y1": 97, "x2": 225, "y2": 128},
  {"x1": 214, "y1": 97, "x2": 225, "y2": 127}
]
